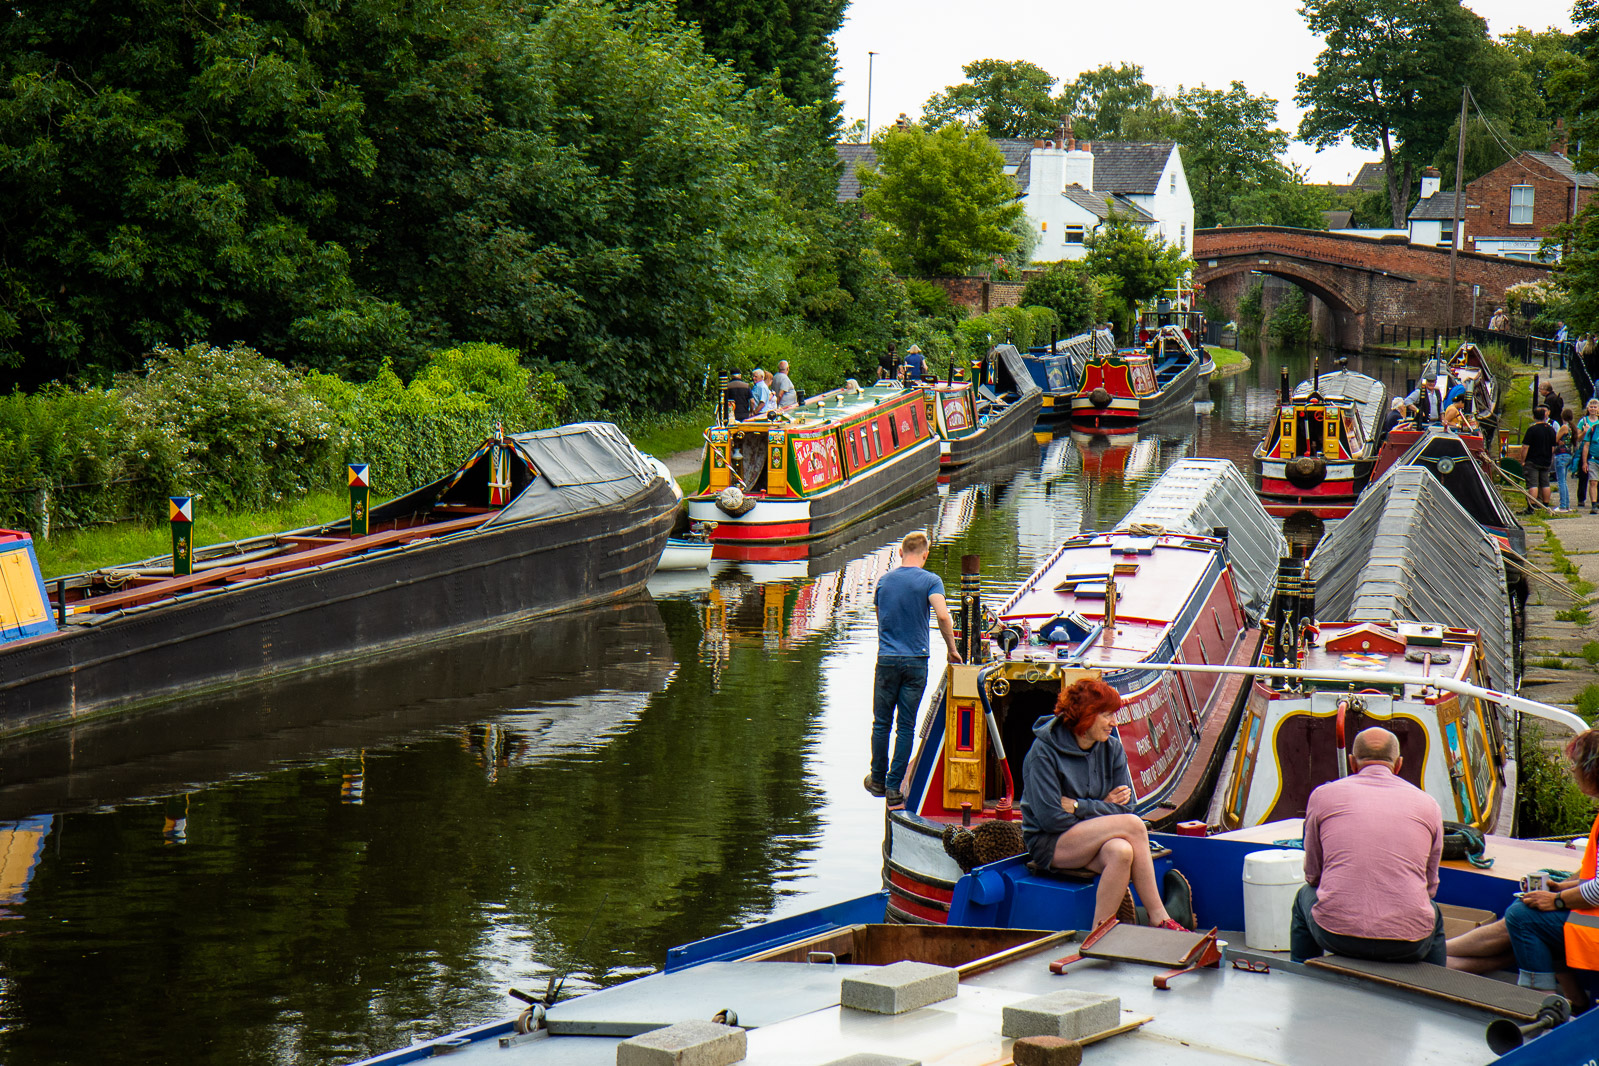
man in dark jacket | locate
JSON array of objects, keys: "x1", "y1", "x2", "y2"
[
  {"x1": 724, "y1": 371, "x2": 753, "y2": 422},
  {"x1": 1523, "y1": 406, "x2": 1558, "y2": 514}
]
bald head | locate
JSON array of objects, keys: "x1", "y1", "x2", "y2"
[{"x1": 1351, "y1": 727, "x2": 1401, "y2": 769}]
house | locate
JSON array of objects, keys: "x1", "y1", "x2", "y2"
[
  {"x1": 834, "y1": 122, "x2": 1194, "y2": 265},
  {"x1": 1407, "y1": 146, "x2": 1599, "y2": 261}
]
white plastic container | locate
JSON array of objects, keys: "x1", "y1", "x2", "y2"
[{"x1": 1242, "y1": 849, "x2": 1308, "y2": 951}]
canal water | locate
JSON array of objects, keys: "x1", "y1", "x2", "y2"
[{"x1": 0, "y1": 347, "x2": 1422, "y2": 1065}]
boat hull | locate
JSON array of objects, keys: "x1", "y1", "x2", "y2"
[
  {"x1": 1070, "y1": 359, "x2": 1199, "y2": 425},
  {"x1": 1253, "y1": 456, "x2": 1378, "y2": 518},
  {"x1": 0, "y1": 478, "x2": 679, "y2": 738},
  {"x1": 687, "y1": 437, "x2": 940, "y2": 543},
  {"x1": 940, "y1": 393, "x2": 1043, "y2": 468}
]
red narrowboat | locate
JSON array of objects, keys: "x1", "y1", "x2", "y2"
[{"x1": 1253, "y1": 366, "x2": 1387, "y2": 518}]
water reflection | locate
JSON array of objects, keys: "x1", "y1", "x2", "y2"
[{"x1": 0, "y1": 342, "x2": 1397, "y2": 1066}]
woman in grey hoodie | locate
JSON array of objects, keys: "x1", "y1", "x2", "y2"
[{"x1": 1021, "y1": 677, "x2": 1183, "y2": 930}]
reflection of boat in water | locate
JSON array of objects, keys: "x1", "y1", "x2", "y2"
[
  {"x1": 0, "y1": 423, "x2": 678, "y2": 738},
  {"x1": 687, "y1": 382, "x2": 939, "y2": 544},
  {"x1": 924, "y1": 345, "x2": 1043, "y2": 468},
  {"x1": 0, "y1": 598, "x2": 674, "y2": 820},
  {"x1": 709, "y1": 484, "x2": 941, "y2": 572},
  {"x1": 1253, "y1": 366, "x2": 1387, "y2": 519},
  {"x1": 884, "y1": 460, "x2": 1285, "y2": 924}
]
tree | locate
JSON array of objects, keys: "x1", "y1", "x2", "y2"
[
  {"x1": 1168, "y1": 82, "x2": 1292, "y2": 228},
  {"x1": 921, "y1": 59, "x2": 1060, "y2": 138},
  {"x1": 673, "y1": 0, "x2": 847, "y2": 119},
  {"x1": 1218, "y1": 167, "x2": 1332, "y2": 229},
  {"x1": 1056, "y1": 64, "x2": 1177, "y2": 141},
  {"x1": 856, "y1": 124, "x2": 1024, "y2": 276},
  {"x1": 1084, "y1": 208, "x2": 1191, "y2": 332},
  {"x1": 1297, "y1": 0, "x2": 1502, "y2": 227},
  {"x1": 1019, "y1": 262, "x2": 1102, "y2": 333}
]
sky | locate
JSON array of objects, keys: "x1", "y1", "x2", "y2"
[{"x1": 833, "y1": 0, "x2": 1578, "y2": 183}]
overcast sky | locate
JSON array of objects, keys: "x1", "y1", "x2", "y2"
[{"x1": 834, "y1": 0, "x2": 1578, "y2": 183}]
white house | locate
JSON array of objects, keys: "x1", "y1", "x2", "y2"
[{"x1": 836, "y1": 126, "x2": 1195, "y2": 266}]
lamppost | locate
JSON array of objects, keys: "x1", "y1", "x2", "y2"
[{"x1": 866, "y1": 51, "x2": 877, "y2": 141}]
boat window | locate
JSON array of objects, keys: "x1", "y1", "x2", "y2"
[
  {"x1": 1345, "y1": 409, "x2": 1364, "y2": 453},
  {"x1": 889, "y1": 410, "x2": 901, "y2": 449},
  {"x1": 912, "y1": 404, "x2": 921, "y2": 435}
]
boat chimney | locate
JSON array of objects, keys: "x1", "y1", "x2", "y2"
[
  {"x1": 1312, "y1": 355, "x2": 1320, "y2": 393},
  {"x1": 348, "y1": 463, "x2": 371, "y2": 536},
  {"x1": 1103, "y1": 574, "x2": 1118, "y2": 631},
  {"x1": 1211, "y1": 525, "x2": 1230, "y2": 563},
  {"x1": 169, "y1": 496, "x2": 194, "y2": 577},
  {"x1": 1051, "y1": 325, "x2": 1058, "y2": 353},
  {"x1": 1280, "y1": 366, "x2": 1291, "y2": 405},
  {"x1": 960, "y1": 555, "x2": 982, "y2": 662}
]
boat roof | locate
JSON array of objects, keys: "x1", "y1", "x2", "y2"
[
  {"x1": 731, "y1": 382, "x2": 911, "y2": 433},
  {"x1": 1306, "y1": 465, "x2": 1515, "y2": 690},
  {"x1": 1291, "y1": 370, "x2": 1387, "y2": 440},
  {"x1": 992, "y1": 343, "x2": 1043, "y2": 398},
  {"x1": 1119, "y1": 459, "x2": 1287, "y2": 623}
]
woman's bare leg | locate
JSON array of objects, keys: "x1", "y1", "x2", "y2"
[
  {"x1": 1050, "y1": 814, "x2": 1172, "y2": 926},
  {"x1": 1446, "y1": 919, "x2": 1513, "y2": 973}
]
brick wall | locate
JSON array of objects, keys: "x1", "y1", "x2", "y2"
[
  {"x1": 916, "y1": 276, "x2": 1028, "y2": 313},
  {"x1": 1464, "y1": 157, "x2": 1595, "y2": 243}
]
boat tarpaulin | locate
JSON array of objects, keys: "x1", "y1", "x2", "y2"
[
  {"x1": 1394, "y1": 428, "x2": 1525, "y2": 557},
  {"x1": 491, "y1": 423, "x2": 663, "y2": 525},
  {"x1": 991, "y1": 344, "x2": 1042, "y2": 397},
  {"x1": 1307, "y1": 465, "x2": 1513, "y2": 690},
  {"x1": 1120, "y1": 459, "x2": 1288, "y2": 623}
]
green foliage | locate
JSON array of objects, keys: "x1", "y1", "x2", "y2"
[
  {"x1": 1518, "y1": 722, "x2": 1599, "y2": 837},
  {"x1": 922, "y1": 59, "x2": 1061, "y2": 138},
  {"x1": 1221, "y1": 177, "x2": 1333, "y2": 230},
  {"x1": 857, "y1": 124, "x2": 1024, "y2": 276},
  {"x1": 1556, "y1": 606, "x2": 1593, "y2": 624},
  {"x1": 1267, "y1": 288, "x2": 1313, "y2": 344},
  {"x1": 1296, "y1": 0, "x2": 1505, "y2": 227},
  {"x1": 1534, "y1": 657, "x2": 1572, "y2": 670},
  {"x1": 1057, "y1": 64, "x2": 1176, "y2": 141},
  {"x1": 673, "y1": 0, "x2": 847, "y2": 119},
  {"x1": 1580, "y1": 684, "x2": 1599, "y2": 722},
  {"x1": 1581, "y1": 641, "x2": 1599, "y2": 665},
  {"x1": 1084, "y1": 210, "x2": 1192, "y2": 333},
  {"x1": 1169, "y1": 82, "x2": 1295, "y2": 230},
  {"x1": 1237, "y1": 281, "x2": 1265, "y2": 331},
  {"x1": 1019, "y1": 263, "x2": 1103, "y2": 333},
  {"x1": 903, "y1": 280, "x2": 964, "y2": 323},
  {"x1": 726, "y1": 325, "x2": 870, "y2": 397}
]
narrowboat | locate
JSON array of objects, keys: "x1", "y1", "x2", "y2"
[
  {"x1": 1252, "y1": 365, "x2": 1388, "y2": 518},
  {"x1": 0, "y1": 423, "x2": 679, "y2": 738},
  {"x1": 1136, "y1": 296, "x2": 1215, "y2": 390},
  {"x1": 351, "y1": 812, "x2": 1599, "y2": 1066},
  {"x1": 921, "y1": 345, "x2": 1043, "y2": 468},
  {"x1": 1069, "y1": 325, "x2": 1203, "y2": 426},
  {"x1": 882, "y1": 460, "x2": 1287, "y2": 925},
  {"x1": 1018, "y1": 327, "x2": 1114, "y2": 415},
  {"x1": 687, "y1": 382, "x2": 939, "y2": 544},
  {"x1": 1423, "y1": 341, "x2": 1501, "y2": 438}
]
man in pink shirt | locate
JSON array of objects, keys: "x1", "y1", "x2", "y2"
[{"x1": 1290, "y1": 727, "x2": 1446, "y2": 964}]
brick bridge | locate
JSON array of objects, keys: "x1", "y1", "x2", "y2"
[{"x1": 1193, "y1": 226, "x2": 1553, "y2": 350}]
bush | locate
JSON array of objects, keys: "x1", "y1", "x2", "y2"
[
  {"x1": 903, "y1": 279, "x2": 964, "y2": 323},
  {"x1": 1517, "y1": 722, "x2": 1599, "y2": 837},
  {"x1": 1237, "y1": 280, "x2": 1264, "y2": 331},
  {"x1": 1019, "y1": 262, "x2": 1102, "y2": 333},
  {"x1": 729, "y1": 326, "x2": 869, "y2": 398},
  {"x1": 1267, "y1": 287, "x2": 1313, "y2": 344}
]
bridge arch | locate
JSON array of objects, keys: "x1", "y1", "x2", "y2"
[{"x1": 1194, "y1": 260, "x2": 1366, "y2": 350}]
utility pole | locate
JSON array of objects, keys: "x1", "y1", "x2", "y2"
[
  {"x1": 866, "y1": 52, "x2": 877, "y2": 142},
  {"x1": 1447, "y1": 86, "x2": 1468, "y2": 331}
]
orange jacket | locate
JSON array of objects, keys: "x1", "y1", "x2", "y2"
[{"x1": 1566, "y1": 816, "x2": 1599, "y2": 971}]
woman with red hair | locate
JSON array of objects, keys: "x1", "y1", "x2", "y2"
[{"x1": 1020, "y1": 677, "x2": 1184, "y2": 930}]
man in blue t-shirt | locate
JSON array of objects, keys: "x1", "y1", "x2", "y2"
[{"x1": 867, "y1": 531, "x2": 962, "y2": 805}]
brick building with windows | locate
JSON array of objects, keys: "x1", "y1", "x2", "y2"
[{"x1": 1407, "y1": 148, "x2": 1597, "y2": 262}]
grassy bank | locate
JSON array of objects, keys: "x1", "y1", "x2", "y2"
[
  {"x1": 34, "y1": 490, "x2": 374, "y2": 579},
  {"x1": 622, "y1": 404, "x2": 715, "y2": 460}
]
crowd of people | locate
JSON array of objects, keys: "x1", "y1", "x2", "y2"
[{"x1": 1521, "y1": 385, "x2": 1599, "y2": 515}]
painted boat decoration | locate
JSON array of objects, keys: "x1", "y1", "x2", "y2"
[
  {"x1": 350, "y1": 813, "x2": 1599, "y2": 1065},
  {"x1": 687, "y1": 383, "x2": 939, "y2": 545},
  {"x1": 1213, "y1": 554, "x2": 1513, "y2": 835},
  {"x1": 0, "y1": 423, "x2": 679, "y2": 738},
  {"x1": 1019, "y1": 327, "x2": 1113, "y2": 415},
  {"x1": 883, "y1": 460, "x2": 1287, "y2": 924},
  {"x1": 922, "y1": 345, "x2": 1043, "y2": 468},
  {"x1": 1069, "y1": 325, "x2": 1202, "y2": 426},
  {"x1": 1252, "y1": 365, "x2": 1388, "y2": 518}
]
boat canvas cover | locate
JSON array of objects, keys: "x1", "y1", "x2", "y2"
[
  {"x1": 1119, "y1": 459, "x2": 1288, "y2": 623},
  {"x1": 1292, "y1": 371, "x2": 1387, "y2": 443},
  {"x1": 364, "y1": 422, "x2": 661, "y2": 529},
  {"x1": 991, "y1": 344, "x2": 1042, "y2": 398},
  {"x1": 1395, "y1": 428, "x2": 1525, "y2": 556},
  {"x1": 1306, "y1": 465, "x2": 1513, "y2": 689}
]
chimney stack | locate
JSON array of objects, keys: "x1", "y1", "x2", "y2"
[
  {"x1": 1419, "y1": 166, "x2": 1441, "y2": 200},
  {"x1": 1552, "y1": 117, "x2": 1569, "y2": 157}
]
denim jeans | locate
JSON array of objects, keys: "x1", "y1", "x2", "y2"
[
  {"x1": 872, "y1": 656, "x2": 928, "y2": 791},
  {"x1": 1290, "y1": 884, "x2": 1446, "y2": 965},
  {"x1": 1555, "y1": 453, "x2": 1573, "y2": 510},
  {"x1": 1505, "y1": 899, "x2": 1571, "y2": 988}
]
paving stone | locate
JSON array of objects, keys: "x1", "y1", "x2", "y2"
[
  {"x1": 819, "y1": 1055, "x2": 922, "y2": 1066},
  {"x1": 615, "y1": 1020, "x2": 746, "y2": 1066},
  {"x1": 1011, "y1": 1035, "x2": 1084, "y2": 1066},
  {"x1": 1001, "y1": 989, "x2": 1120, "y2": 1041},
  {"x1": 839, "y1": 961, "x2": 959, "y2": 1015}
]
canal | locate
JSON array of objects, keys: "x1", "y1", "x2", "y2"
[{"x1": 0, "y1": 346, "x2": 1423, "y2": 1065}]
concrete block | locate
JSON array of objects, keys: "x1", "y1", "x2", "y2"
[
  {"x1": 1011, "y1": 1035, "x2": 1083, "y2": 1066},
  {"x1": 615, "y1": 1020, "x2": 746, "y2": 1066},
  {"x1": 839, "y1": 961, "x2": 959, "y2": 1015},
  {"x1": 1001, "y1": 989, "x2": 1120, "y2": 1041},
  {"x1": 819, "y1": 1056, "x2": 922, "y2": 1066}
]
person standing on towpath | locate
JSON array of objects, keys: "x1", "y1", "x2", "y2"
[{"x1": 866, "y1": 532, "x2": 961, "y2": 806}]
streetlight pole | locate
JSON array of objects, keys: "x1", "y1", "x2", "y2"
[{"x1": 866, "y1": 51, "x2": 877, "y2": 141}]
